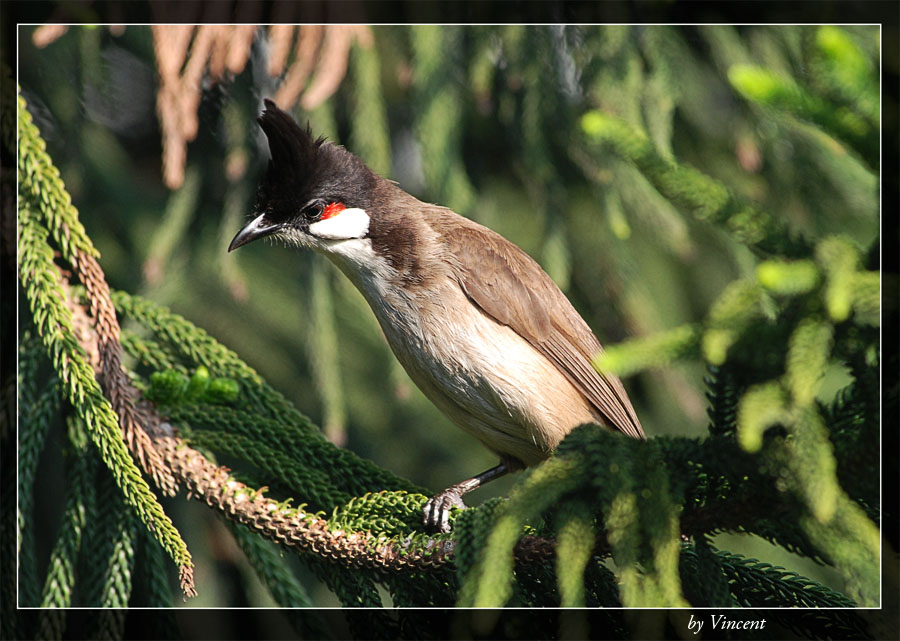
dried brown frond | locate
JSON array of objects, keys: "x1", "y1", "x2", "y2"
[
  {"x1": 272, "y1": 25, "x2": 324, "y2": 109},
  {"x1": 32, "y1": 23, "x2": 372, "y2": 189},
  {"x1": 31, "y1": 25, "x2": 68, "y2": 48},
  {"x1": 152, "y1": 25, "x2": 195, "y2": 189},
  {"x1": 270, "y1": 24, "x2": 374, "y2": 112},
  {"x1": 267, "y1": 24, "x2": 296, "y2": 77},
  {"x1": 299, "y1": 25, "x2": 356, "y2": 110},
  {"x1": 226, "y1": 25, "x2": 258, "y2": 74},
  {"x1": 149, "y1": 23, "x2": 371, "y2": 188},
  {"x1": 207, "y1": 25, "x2": 231, "y2": 79}
]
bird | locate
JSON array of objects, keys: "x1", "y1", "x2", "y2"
[{"x1": 229, "y1": 100, "x2": 644, "y2": 533}]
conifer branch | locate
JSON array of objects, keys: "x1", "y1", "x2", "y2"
[
  {"x1": 150, "y1": 421, "x2": 557, "y2": 573},
  {"x1": 80, "y1": 468, "x2": 137, "y2": 608},
  {"x1": 133, "y1": 528, "x2": 177, "y2": 610},
  {"x1": 161, "y1": 403, "x2": 425, "y2": 499},
  {"x1": 186, "y1": 428, "x2": 354, "y2": 510},
  {"x1": 717, "y1": 548, "x2": 858, "y2": 608},
  {"x1": 728, "y1": 62, "x2": 877, "y2": 170},
  {"x1": 38, "y1": 418, "x2": 93, "y2": 610},
  {"x1": 580, "y1": 111, "x2": 808, "y2": 257},
  {"x1": 554, "y1": 500, "x2": 596, "y2": 607},
  {"x1": 18, "y1": 91, "x2": 195, "y2": 597},
  {"x1": 17, "y1": 338, "x2": 60, "y2": 606}
]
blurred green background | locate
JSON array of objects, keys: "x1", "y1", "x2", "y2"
[{"x1": 18, "y1": 24, "x2": 882, "y2": 608}]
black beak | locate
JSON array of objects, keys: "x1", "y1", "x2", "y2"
[{"x1": 228, "y1": 214, "x2": 281, "y2": 252}]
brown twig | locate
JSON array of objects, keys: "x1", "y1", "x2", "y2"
[{"x1": 153, "y1": 423, "x2": 558, "y2": 571}]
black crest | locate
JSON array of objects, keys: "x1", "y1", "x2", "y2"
[{"x1": 254, "y1": 99, "x2": 377, "y2": 224}]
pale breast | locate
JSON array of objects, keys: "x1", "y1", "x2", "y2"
[{"x1": 370, "y1": 277, "x2": 597, "y2": 466}]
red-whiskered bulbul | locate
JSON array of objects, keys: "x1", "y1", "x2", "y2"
[{"x1": 229, "y1": 100, "x2": 644, "y2": 533}]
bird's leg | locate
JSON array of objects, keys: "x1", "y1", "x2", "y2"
[{"x1": 424, "y1": 463, "x2": 510, "y2": 533}]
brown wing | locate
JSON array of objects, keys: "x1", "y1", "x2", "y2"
[{"x1": 443, "y1": 221, "x2": 645, "y2": 440}]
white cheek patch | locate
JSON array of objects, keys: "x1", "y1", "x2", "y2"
[{"x1": 308, "y1": 208, "x2": 370, "y2": 240}]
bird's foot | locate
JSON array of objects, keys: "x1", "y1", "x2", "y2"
[{"x1": 423, "y1": 489, "x2": 467, "y2": 533}]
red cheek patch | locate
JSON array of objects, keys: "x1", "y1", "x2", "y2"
[{"x1": 321, "y1": 202, "x2": 346, "y2": 221}]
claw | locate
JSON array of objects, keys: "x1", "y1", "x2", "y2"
[
  {"x1": 422, "y1": 463, "x2": 511, "y2": 533},
  {"x1": 423, "y1": 489, "x2": 467, "y2": 533}
]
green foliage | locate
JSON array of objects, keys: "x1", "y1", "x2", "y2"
[
  {"x1": 411, "y1": 26, "x2": 475, "y2": 212},
  {"x1": 728, "y1": 64, "x2": 870, "y2": 156},
  {"x1": 581, "y1": 110, "x2": 804, "y2": 256},
  {"x1": 595, "y1": 324, "x2": 699, "y2": 377},
  {"x1": 39, "y1": 418, "x2": 94, "y2": 609},
  {"x1": 146, "y1": 369, "x2": 190, "y2": 402},
  {"x1": 306, "y1": 260, "x2": 347, "y2": 445},
  {"x1": 154, "y1": 401, "x2": 425, "y2": 500},
  {"x1": 17, "y1": 96, "x2": 99, "y2": 265},
  {"x1": 132, "y1": 527, "x2": 176, "y2": 610},
  {"x1": 226, "y1": 521, "x2": 330, "y2": 637},
  {"x1": 17, "y1": 335, "x2": 60, "y2": 607},
  {"x1": 737, "y1": 381, "x2": 788, "y2": 453},
  {"x1": 349, "y1": 39, "x2": 392, "y2": 177},
  {"x1": 146, "y1": 366, "x2": 239, "y2": 404},
  {"x1": 703, "y1": 279, "x2": 772, "y2": 365},
  {"x1": 554, "y1": 500, "x2": 595, "y2": 607},
  {"x1": 559, "y1": 430, "x2": 689, "y2": 608},
  {"x1": 458, "y1": 457, "x2": 583, "y2": 607},
  {"x1": 203, "y1": 373, "x2": 240, "y2": 403},
  {"x1": 682, "y1": 544, "x2": 858, "y2": 608},
  {"x1": 14, "y1": 24, "x2": 885, "y2": 632},
  {"x1": 679, "y1": 537, "x2": 737, "y2": 607},
  {"x1": 601, "y1": 220, "x2": 881, "y2": 607},
  {"x1": 329, "y1": 491, "x2": 426, "y2": 536},
  {"x1": 816, "y1": 235, "x2": 868, "y2": 322},
  {"x1": 80, "y1": 466, "x2": 137, "y2": 609},
  {"x1": 812, "y1": 27, "x2": 878, "y2": 126},
  {"x1": 756, "y1": 259, "x2": 819, "y2": 295},
  {"x1": 452, "y1": 496, "x2": 506, "y2": 590}
]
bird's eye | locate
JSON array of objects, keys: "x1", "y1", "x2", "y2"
[{"x1": 302, "y1": 201, "x2": 325, "y2": 221}]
